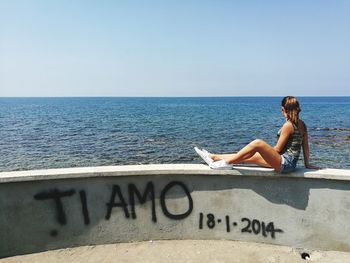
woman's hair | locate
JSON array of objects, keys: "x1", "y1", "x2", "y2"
[{"x1": 281, "y1": 96, "x2": 301, "y2": 124}]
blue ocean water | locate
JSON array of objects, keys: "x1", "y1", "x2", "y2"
[{"x1": 0, "y1": 97, "x2": 349, "y2": 172}]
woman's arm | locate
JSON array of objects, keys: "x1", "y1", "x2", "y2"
[{"x1": 301, "y1": 122, "x2": 320, "y2": 169}]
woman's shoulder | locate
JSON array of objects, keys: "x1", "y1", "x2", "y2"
[
  {"x1": 283, "y1": 121, "x2": 294, "y2": 128},
  {"x1": 281, "y1": 121, "x2": 294, "y2": 133}
]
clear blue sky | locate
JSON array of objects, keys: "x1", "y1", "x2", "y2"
[{"x1": 0, "y1": 1, "x2": 349, "y2": 96}]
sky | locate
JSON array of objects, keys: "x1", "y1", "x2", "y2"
[{"x1": 0, "y1": 1, "x2": 349, "y2": 97}]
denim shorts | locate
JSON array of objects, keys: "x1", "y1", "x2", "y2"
[{"x1": 280, "y1": 153, "x2": 297, "y2": 173}]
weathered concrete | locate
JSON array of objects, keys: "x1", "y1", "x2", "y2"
[{"x1": 1, "y1": 164, "x2": 350, "y2": 258}]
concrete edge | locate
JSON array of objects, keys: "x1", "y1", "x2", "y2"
[{"x1": 1, "y1": 164, "x2": 350, "y2": 183}]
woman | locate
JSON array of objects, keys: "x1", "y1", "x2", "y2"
[{"x1": 195, "y1": 96, "x2": 319, "y2": 173}]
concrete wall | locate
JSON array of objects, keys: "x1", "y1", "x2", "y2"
[{"x1": 1, "y1": 164, "x2": 350, "y2": 258}]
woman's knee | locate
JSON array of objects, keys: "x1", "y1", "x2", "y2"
[{"x1": 250, "y1": 139, "x2": 266, "y2": 149}]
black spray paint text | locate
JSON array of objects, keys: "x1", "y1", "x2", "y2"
[{"x1": 34, "y1": 181, "x2": 193, "y2": 228}]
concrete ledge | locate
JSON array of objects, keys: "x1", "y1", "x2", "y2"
[
  {"x1": 1, "y1": 164, "x2": 350, "y2": 258},
  {"x1": 1, "y1": 164, "x2": 350, "y2": 183}
]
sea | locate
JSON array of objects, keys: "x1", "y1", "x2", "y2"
[{"x1": 0, "y1": 97, "x2": 349, "y2": 172}]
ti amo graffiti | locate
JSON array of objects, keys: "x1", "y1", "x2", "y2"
[
  {"x1": 105, "y1": 181, "x2": 193, "y2": 222},
  {"x1": 34, "y1": 181, "x2": 193, "y2": 229}
]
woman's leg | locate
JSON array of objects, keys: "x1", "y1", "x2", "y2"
[
  {"x1": 211, "y1": 153, "x2": 271, "y2": 166},
  {"x1": 210, "y1": 153, "x2": 236, "y2": 161},
  {"x1": 242, "y1": 152, "x2": 273, "y2": 167},
  {"x1": 213, "y1": 139, "x2": 282, "y2": 171}
]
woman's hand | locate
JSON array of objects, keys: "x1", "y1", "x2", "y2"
[{"x1": 305, "y1": 164, "x2": 320, "y2": 170}]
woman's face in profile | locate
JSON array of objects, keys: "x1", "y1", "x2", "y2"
[{"x1": 281, "y1": 107, "x2": 287, "y2": 118}]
